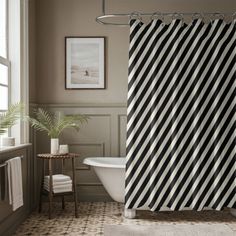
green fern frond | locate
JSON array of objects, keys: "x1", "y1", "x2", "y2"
[
  {"x1": 34, "y1": 108, "x2": 54, "y2": 130},
  {"x1": 0, "y1": 103, "x2": 24, "y2": 135},
  {"x1": 28, "y1": 117, "x2": 51, "y2": 133},
  {"x1": 28, "y1": 108, "x2": 89, "y2": 138}
]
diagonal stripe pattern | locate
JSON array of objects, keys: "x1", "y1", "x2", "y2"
[{"x1": 125, "y1": 18, "x2": 236, "y2": 211}]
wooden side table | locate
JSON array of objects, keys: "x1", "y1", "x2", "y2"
[{"x1": 37, "y1": 153, "x2": 79, "y2": 219}]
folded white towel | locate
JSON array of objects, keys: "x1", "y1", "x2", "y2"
[
  {"x1": 44, "y1": 183, "x2": 72, "y2": 189},
  {"x1": 44, "y1": 180, "x2": 72, "y2": 186},
  {"x1": 44, "y1": 174, "x2": 71, "y2": 183},
  {"x1": 44, "y1": 185, "x2": 72, "y2": 193},
  {"x1": 6, "y1": 157, "x2": 23, "y2": 211}
]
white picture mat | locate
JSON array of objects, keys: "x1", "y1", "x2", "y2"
[{"x1": 66, "y1": 38, "x2": 105, "y2": 89}]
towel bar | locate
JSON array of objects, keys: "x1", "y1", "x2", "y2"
[{"x1": 0, "y1": 156, "x2": 24, "y2": 168}]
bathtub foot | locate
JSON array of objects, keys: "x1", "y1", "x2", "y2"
[
  {"x1": 124, "y1": 208, "x2": 136, "y2": 219},
  {"x1": 230, "y1": 209, "x2": 236, "y2": 217}
]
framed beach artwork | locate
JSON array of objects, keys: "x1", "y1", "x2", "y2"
[{"x1": 65, "y1": 37, "x2": 105, "y2": 89}]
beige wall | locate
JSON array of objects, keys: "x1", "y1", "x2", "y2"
[
  {"x1": 35, "y1": 0, "x2": 129, "y2": 104},
  {"x1": 29, "y1": 0, "x2": 236, "y2": 201},
  {"x1": 29, "y1": 0, "x2": 36, "y2": 103},
  {"x1": 31, "y1": 0, "x2": 236, "y2": 104}
]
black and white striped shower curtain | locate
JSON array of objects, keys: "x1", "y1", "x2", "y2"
[{"x1": 125, "y1": 18, "x2": 236, "y2": 211}]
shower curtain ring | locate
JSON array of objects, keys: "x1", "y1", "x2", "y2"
[
  {"x1": 232, "y1": 12, "x2": 236, "y2": 23},
  {"x1": 172, "y1": 13, "x2": 183, "y2": 21},
  {"x1": 172, "y1": 13, "x2": 184, "y2": 26},
  {"x1": 151, "y1": 12, "x2": 164, "y2": 21},
  {"x1": 210, "y1": 12, "x2": 225, "y2": 24},
  {"x1": 191, "y1": 13, "x2": 204, "y2": 21},
  {"x1": 130, "y1": 12, "x2": 142, "y2": 21}
]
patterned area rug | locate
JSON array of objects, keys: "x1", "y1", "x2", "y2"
[
  {"x1": 104, "y1": 224, "x2": 235, "y2": 236},
  {"x1": 14, "y1": 202, "x2": 236, "y2": 235}
]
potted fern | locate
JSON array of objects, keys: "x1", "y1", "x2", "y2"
[
  {"x1": 0, "y1": 103, "x2": 24, "y2": 146},
  {"x1": 28, "y1": 108, "x2": 88, "y2": 154}
]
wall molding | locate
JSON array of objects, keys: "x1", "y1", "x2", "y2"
[
  {"x1": 77, "y1": 182, "x2": 102, "y2": 186},
  {"x1": 29, "y1": 102, "x2": 127, "y2": 108},
  {"x1": 69, "y1": 114, "x2": 112, "y2": 157},
  {"x1": 68, "y1": 142, "x2": 105, "y2": 170}
]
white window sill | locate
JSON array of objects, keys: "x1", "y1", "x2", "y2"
[{"x1": 0, "y1": 143, "x2": 31, "y2": 154}]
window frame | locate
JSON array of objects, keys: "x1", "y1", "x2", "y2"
[
  {"x1": 0, "y1": 0, "x2": 10, "y2": 114},
  {"x1": 0, "y1": 62, "x2": 11, "y2": 113}
]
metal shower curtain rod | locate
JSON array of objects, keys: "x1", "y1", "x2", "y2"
[{"x1": 96, "y1": 0, "x2": 236, "y2": 26}]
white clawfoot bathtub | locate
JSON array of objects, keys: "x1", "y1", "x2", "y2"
[
  {"x1": 83, "y1": 157, "x2": 136, "y2": 218},
  {"x1": 83, "y1": 157, "x2": 236, "y2": 219},
  {"x1": 83, "y1": 157, "x2": 125, "y2": 203}
]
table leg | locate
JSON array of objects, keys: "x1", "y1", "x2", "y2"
[
  {"x1": 38, "y1": 159, "x2": 44, "y2": 213},
  {"x1": 72, "y1": 157, "x2": 78, "y2": 218},
  {"x1": 61, "y1": 159, "x2": 65, "y2": 210},
  {"x1": 49, "y1": 158, "x2": 53, "y2": 219},
  {"x1": 62, "y1": 159, "x2": 65, "y2": 174},
  {"x1": 62, "y1": 196, "x2": 65, "y2": 209}
]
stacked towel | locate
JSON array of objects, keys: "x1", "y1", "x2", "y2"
[{"x1": 44, "y1": 174, "x2": 72, "y2": 193}]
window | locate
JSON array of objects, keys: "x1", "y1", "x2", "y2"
[
  {"x1": 0, "y1": 0, "x2": 10, "y2": 114},
  {"x1": 0, "y1": 0, "x2": 29, "y2": 143}
]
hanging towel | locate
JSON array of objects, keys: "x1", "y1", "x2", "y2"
[{"x1": 6, "y1": 157, "x2": 23, "y2": 211}]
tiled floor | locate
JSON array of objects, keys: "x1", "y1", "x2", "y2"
[{"x1": 14, "y1": 202, "x2": 236, "y2": 235}]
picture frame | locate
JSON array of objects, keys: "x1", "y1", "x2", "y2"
[{"x1": 65, "y1": 37, "x2": 105, "y2": 89}]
